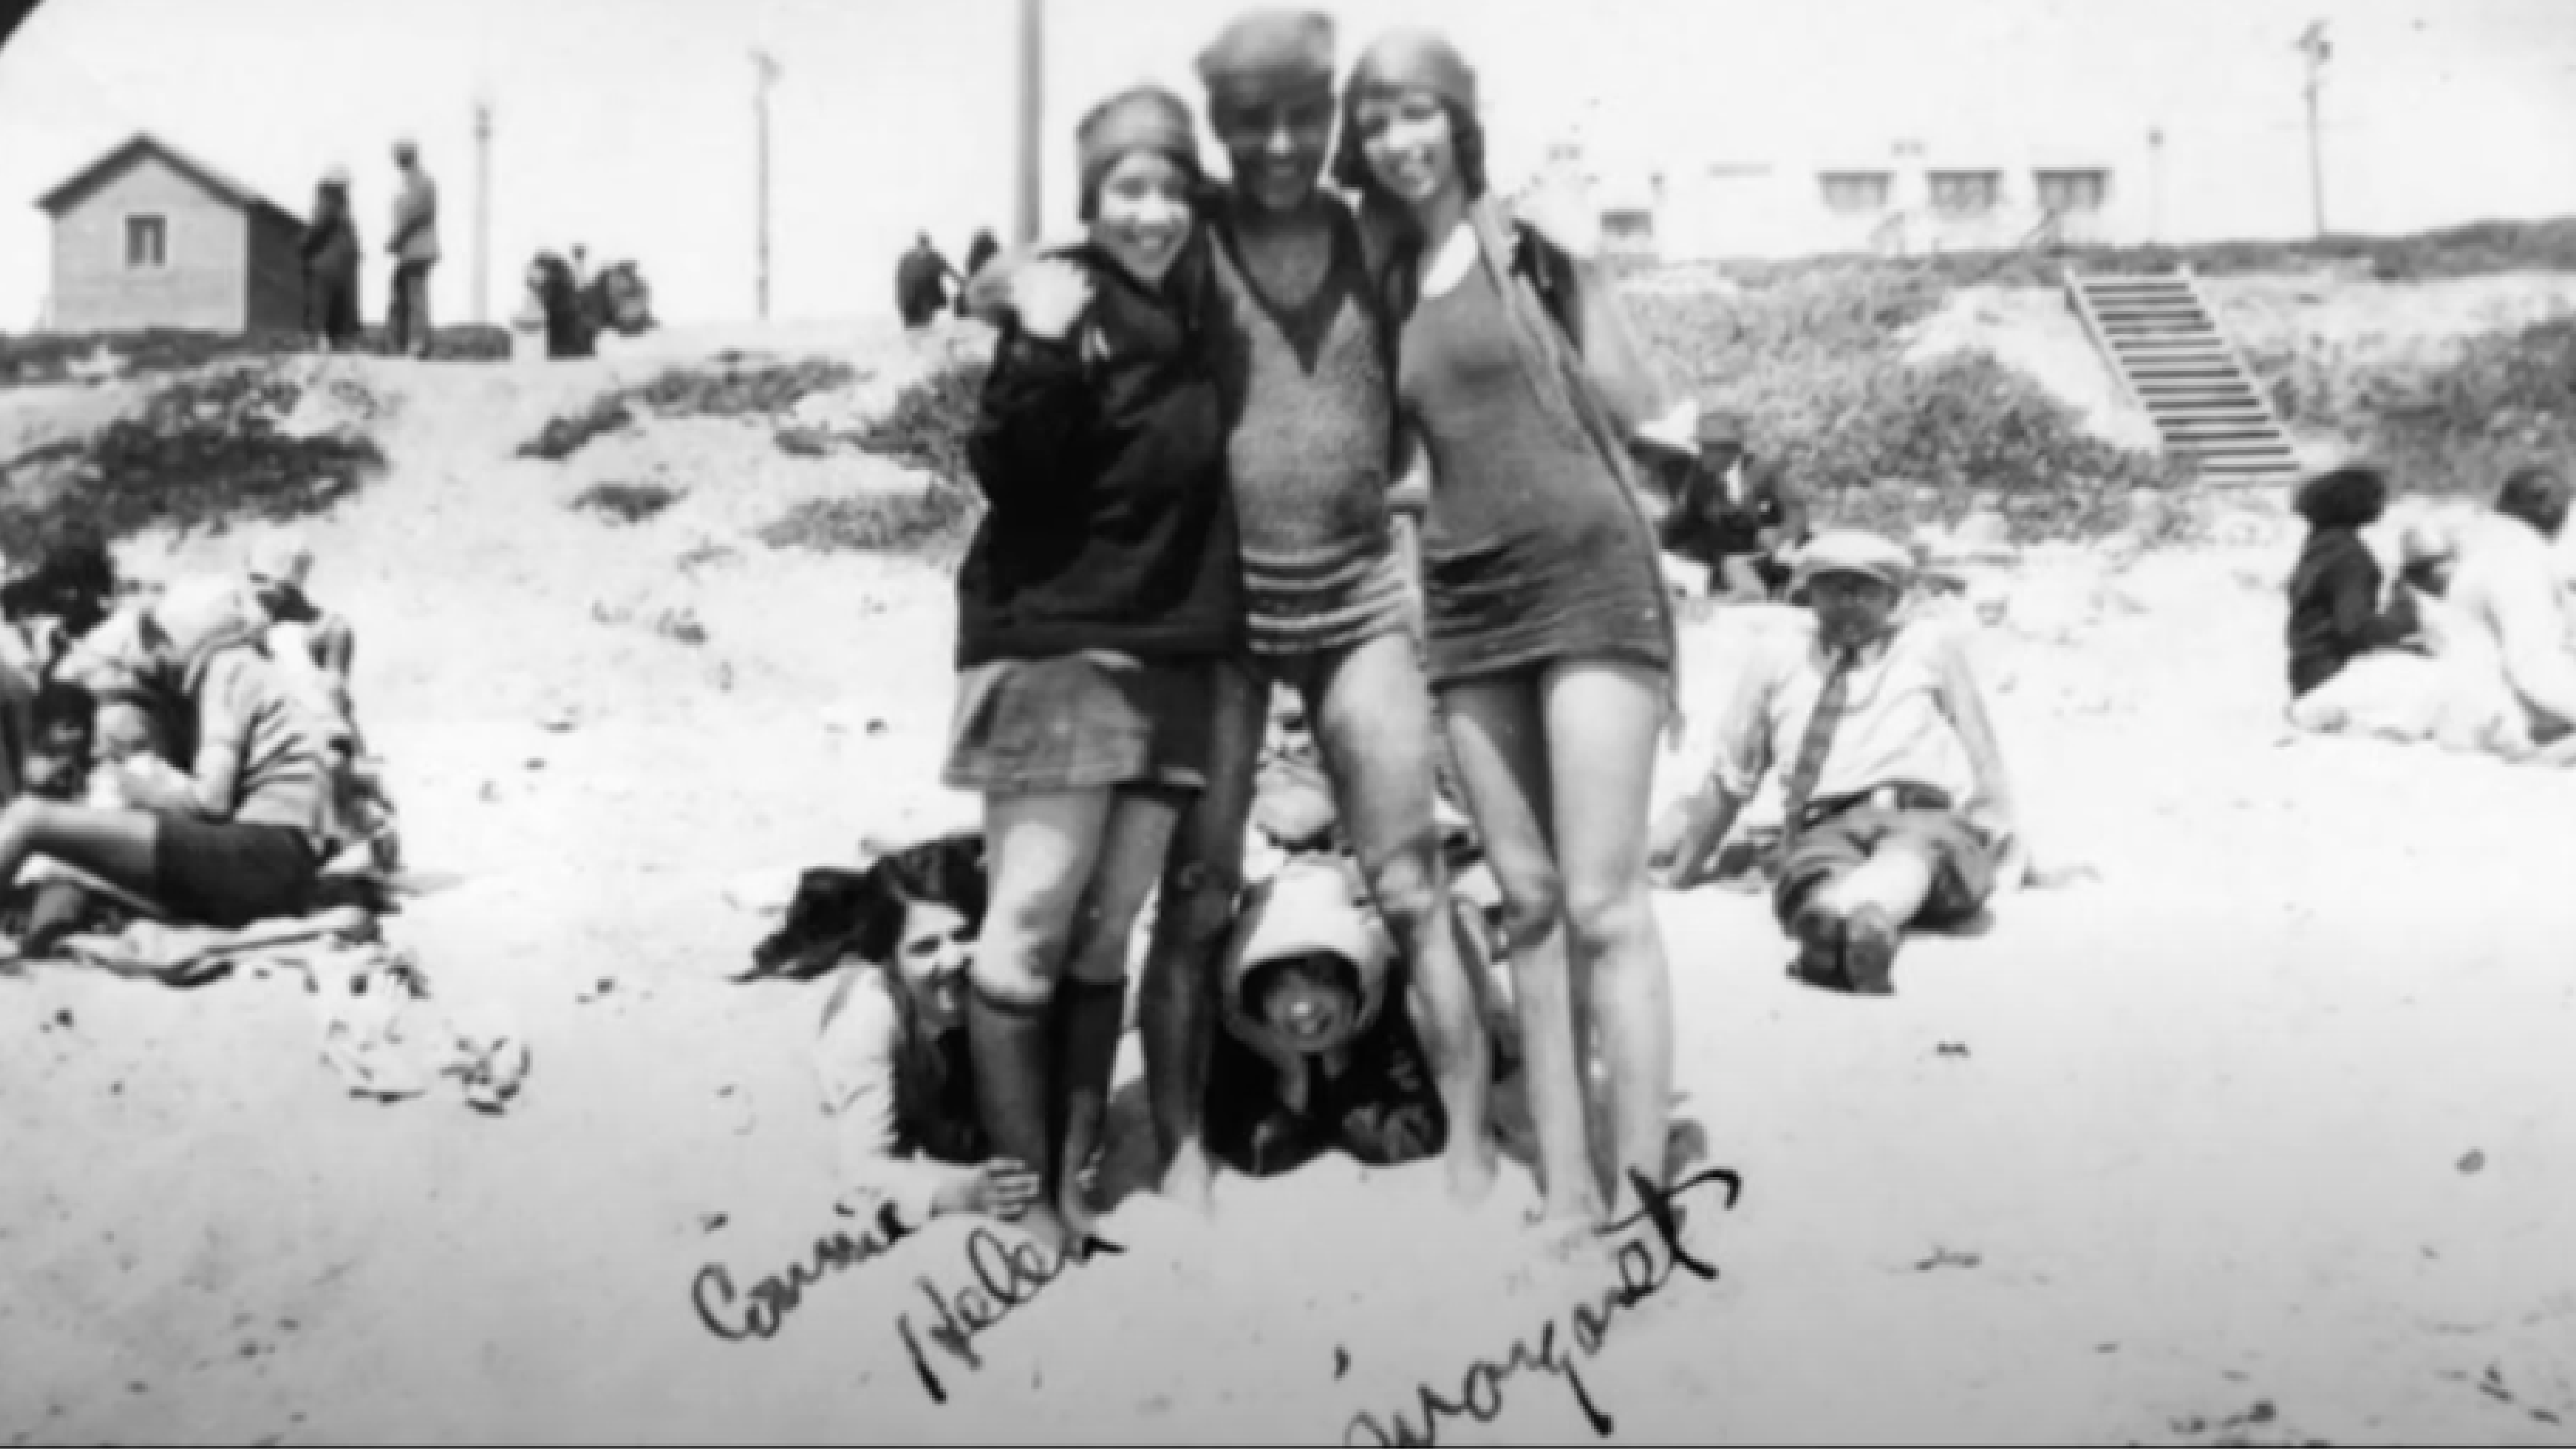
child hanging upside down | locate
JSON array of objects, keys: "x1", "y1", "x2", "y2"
[{"x1": 1652, "y1": 530, "x2": 2023, "y2": 996}]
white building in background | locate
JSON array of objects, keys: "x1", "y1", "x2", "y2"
[{"x1": 1577, "y1": 138, "x2": 2136, "y2": 265}]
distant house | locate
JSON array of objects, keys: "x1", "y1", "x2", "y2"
[
  {"x1": 1587, "y1": 143, "x2": 2122, "y2": 264},
  {"x1": 33, "y1": 132, "x2": 307, "y2": 334}
]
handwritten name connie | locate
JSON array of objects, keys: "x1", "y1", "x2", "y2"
[
  {"x1": 1344, "y1": 1166, "x2": 1744, "y2": 1447},
  {"x1": 691, "y1": 1202, "x2": 916, "y2": 1343}
]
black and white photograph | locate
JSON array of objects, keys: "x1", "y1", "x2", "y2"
[{"x1": 2, "y1": 0, "x2": 2574, "y2": 1442}]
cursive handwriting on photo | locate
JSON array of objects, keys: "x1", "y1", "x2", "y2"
[
  {"x1": 1344, "y1": 1166, "x2": 1746, "y2": 1447},
  {"x1": 897, "y1": 1226, "x2": 1113, "y2": 1404},
  {"x1": 690, "y1": 1202, "x2": 916, "y2": 1343}
]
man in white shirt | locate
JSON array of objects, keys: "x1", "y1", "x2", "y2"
[
  {"x1": 2443, "y1": 467, "x2": 2576, "y2": 745},
  {"x1": 1651, "y1": 530, "x2": 2021, "y2": 995}
]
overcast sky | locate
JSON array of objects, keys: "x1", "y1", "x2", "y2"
[{"x1": 2, "y1": 0, "x2": 2571, "y2": 330}]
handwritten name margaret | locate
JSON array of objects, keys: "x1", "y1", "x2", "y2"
[{"x1": 1345, "y1": 1165, "x2": 1745, "y2": 1447}]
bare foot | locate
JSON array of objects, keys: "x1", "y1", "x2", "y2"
[
  {"x1": 1444, "y1": 1136, "x2": 1499, "y2": 1208},
  {"x1": 1014, "y1": 1203, "x2": 1075, "y2": 1265},
  {"x1": 1157, "y1": 1141, "x2": 1216, "y2": 1216}
]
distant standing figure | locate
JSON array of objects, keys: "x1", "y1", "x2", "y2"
[
  {"x1": 300, "y1": 167, "x2": 363, "y2": 351},
  {"x1": 956, "y1": 230, "x2": 1001, "y2": 316},
  {"x1": 386, "y1": 139, "x2": 442, "y2": 359},
  {"x1": 895, "y1": 233, "x2": 963, "y2": 330}
]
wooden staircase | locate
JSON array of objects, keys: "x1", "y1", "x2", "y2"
[{"x1": 2065, "y1": 266, "x2": 2300, "y2": 485}]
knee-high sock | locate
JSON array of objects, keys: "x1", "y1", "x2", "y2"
[
  {"x1": 968, "y1": 983, "x2": 1057, "y2": 1186},
  {"x1": 1054, "y1": 978, "x2": 1128, "y2": 1201}
]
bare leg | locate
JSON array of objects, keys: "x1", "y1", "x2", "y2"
[
  {"x1": 1443, "y1": 674, "x2": 1603, "y2": 1228},
  {"x1": 970, "y1": 789, "x2": 1114, "y2": 1260},
  {"x1": 1312, "y1": 630, "x2": 1496, "y2": 1206},
  {"x1": 1137, "y1": 661, "x2": 1260, "y2": 1212},
  {"x1": 1055, "y1": 788, "x2": 1183, "y2": 1247},
  {"x1": 1540, "y1": 660, "x2": 1676, "y2": 1221},
  {"x1": 0, "y1": 798, "x2": 164, "y2": 913}
]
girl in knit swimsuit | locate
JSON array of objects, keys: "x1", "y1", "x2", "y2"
[{"x1": 1340, "y1": 29, "x2": 1680, "y2": 1232}]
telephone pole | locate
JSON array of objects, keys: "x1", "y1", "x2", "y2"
[
  {"x1": 753, "y1": 49, "x2": 782, "y2": 319},
  {"x1": 1013, "y1": 0, "x2": 1042, "y2": 243},
  {"x1": 2147, "y1": 125, "x2": 2165, "y2": 244},
  {"x1": 2295, "y1": 20, "x2": 2331, "y2": 237},
  {"x1": 473, "y1": 93, "x2": 493, "y2": 326}
]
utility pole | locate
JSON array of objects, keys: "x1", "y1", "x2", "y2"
[
  {"x1": 1013, "y1": 0, "x2": 1042, "y2": 244},
  {"x1": 473, "y1": 93, "x2": 493, "y2": 326},
  {"x1": 753, "y1": 49, "x2": 781, "y2": 319},
  {"x1": 2295, "y1": 20, "x2": 2331, "y2": 237},
  {"x1": 2147, "y1": 125, "x2": 2165, "y2": 244}
]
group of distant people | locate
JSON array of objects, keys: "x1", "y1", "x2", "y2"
[
  {"x1": 894, "y1": 230, "x2": 1002, "y2": 331},
  {"x1": 2284, "y1": 461, "x2": 2576, "y2": 761},
  {"x1": 300, "y1": 139, "x2": 443, "y2": 357},
  {"x1": 788, "y1": 7, "x2": 2028, "y2": 1266},
  {"x1": 0, "y1": 535, "x2": 383, "y2": 959}
]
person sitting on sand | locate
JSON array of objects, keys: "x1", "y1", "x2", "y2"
[
  {"x1": 1634, "y1": 403, "x2": 1809, "y2": 606},
  {"x1": 2283, "y1": 464, "x2": 2422, "y2": 701},
  {"x1": 0, "y1": 539, "x2": 121, "y2": 681},
  {"x1": 243, "y1": 532, "x2": 361, "y2": 743},
  {"x1": 0, "y1": 574, "x2": 336, "y2": 941},
  {"x1": 814, "y1": 833, "x2": 1099, "y2": 1228},
  {"x1": 2445, "y1": 466, "x2": 2576, "y2": 753},
  {"x1": 2287, "y1": 516, "x2": 2530, "y2": 757},
  {"x1": 1651, "y1": 530, "x2": 2023, "y2": 997},
  {"x1": 1206, "y1": 857, "x2": 1493, "y2": 1179}
]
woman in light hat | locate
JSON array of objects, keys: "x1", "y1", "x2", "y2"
[
  {"x1": 943, "y1": 83, "x2": 1241, "y2": 1260},
  {"x1": 1336, "y1": 27, "x2": 1680, "y2": 1230},
  {"x1": 301, "y1": 166, "x2": 363, "y2": 352},
  {"x1": 1205, "y1": 857, "x2": 1476, "y2": 1178},
  {"x1": 0, "y1": 574, "x2": 336, "y2": 943}
]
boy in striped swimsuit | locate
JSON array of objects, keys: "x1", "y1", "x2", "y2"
[
  {"x1": 958, "y1": 10, "x2": 1499, "y2": 1213},
  {"x1": 1145, "y1": 9, "x2": 1495, "y2": 1211}
]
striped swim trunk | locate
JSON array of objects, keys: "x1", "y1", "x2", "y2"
[{"x1": 1243, "y1": 544, "x2": 1418, "y2": 661}]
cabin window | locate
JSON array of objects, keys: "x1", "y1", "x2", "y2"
[{"x1": 125, "y1": 215, "x2": 168, "y2": 268}]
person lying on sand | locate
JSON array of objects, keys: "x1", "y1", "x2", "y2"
[
  {"x1": 1206, "y1": 857, "x2": 1503, "y2": 1179},
  {"x1": 1650, "y1": 530, "x2": 2023, "y2": 997},
  {"x1": 0, "y1": 575, "x2": 336, "y2": 947},
  {"x1": 813, "y1": 837, "x2": 1097, "y2": 1229}
]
